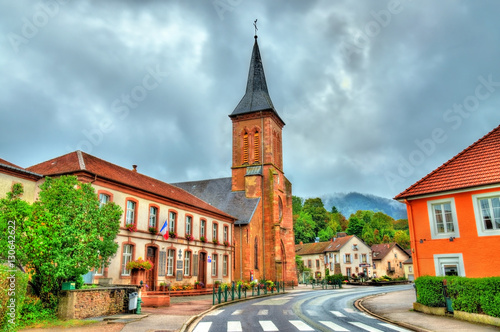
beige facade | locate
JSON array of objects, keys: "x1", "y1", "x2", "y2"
[
  {"x1": 326, "y1": 236, "x2": 372, "y2": 278},
  {"x1": 371, "y1": 243, "x2": 410, "y2": 279}
]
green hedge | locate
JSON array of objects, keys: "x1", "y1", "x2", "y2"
[
  {"x1": 415, "y1": 275, "x2": 500, "y2": 318},
  {"x1": 414, "y1": 276, "x2": 446, "y2": 307}
]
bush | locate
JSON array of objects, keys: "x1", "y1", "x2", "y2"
[
  {"x1": 415, "y1": 276, "x2": 446, "y2": 307},
  {"x1": 1, "y1": 265, "x2": 29, "y2": 330}
]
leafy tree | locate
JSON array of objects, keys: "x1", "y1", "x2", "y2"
[
  {"x1": 0, "y1": 176, "x2": 122, "y2": 308},
  {"x1": 303, "y1": 198, "x2": 329, "y2": 232},
  {"x1": 293, "y1": 211, "x2": 317, "y2": 244},
  {"x1": 292, "y1": 195, "x2": 303, "y2": 215},
  {"x1": 393, "y1": 230, "x2": 411, "y2": 249},
  {"x1": 331, "y1": 205, "x2": 339, "y2": 214},
  {"x1": 393, "y1": 218, "x2": 409, "y2": 231},
  {"x1": 331, "y1": 211, "x2": 348, "y2": 231},
  {"x1": 318, "y1": 226, "x2": 336, "y2": 242},
  {"x1": 346, "y1": 216, "x2": 365, "y2": 238}
]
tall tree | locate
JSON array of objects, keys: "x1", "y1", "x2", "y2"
[
  {"x1": 292, "y1": 195, "x2": 303, "y2": 216},
  {"x1": 303, "y1": 198, "x2": 329, "y2": 232},
  {"x1": 346, "y1": 216, "x2": 365, "y2": 238},
  {"x1": 0, "y1": 176, "x2": 122, "y2": 307},
  {"x1": 293, "y1": 211, "x2": 317, "y2": 244}
]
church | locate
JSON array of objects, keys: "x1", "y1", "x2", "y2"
[{"x1": 0, "y1": 35, "x2": 297, "y2": 287}]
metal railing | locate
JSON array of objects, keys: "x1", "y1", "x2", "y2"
[{"x1": 213, "y1": 281, "x2": 285, "y2": 305}]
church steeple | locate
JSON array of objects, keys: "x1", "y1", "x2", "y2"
[{"x1": 230, "y1": 37, "x2": 284, "y2": 125}]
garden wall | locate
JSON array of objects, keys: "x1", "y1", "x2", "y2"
[{"x1": 57, "y1": 286, "x2": 139, "y2": 320}]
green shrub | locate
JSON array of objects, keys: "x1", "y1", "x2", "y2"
[
  {"x1": 478, "y1": 277, "x2": 500, "y2": 317},
  {"x1": 415, "y1": 276, "x2": 446, "y2": 307},
  {"x1": 448, "y1": 277, "x2": 481, "y2": 313},
  {"x1": 1, "y1": 265, "x2": 29, "y2": 330}
]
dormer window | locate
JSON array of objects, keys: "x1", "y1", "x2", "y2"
[{"x1": 352, "y1": 244, "x2": 358, "y2": 251}]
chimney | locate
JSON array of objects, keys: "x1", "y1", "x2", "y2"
[{"x1": 132, "y1": 165, "x2": 137, "y2": 172}]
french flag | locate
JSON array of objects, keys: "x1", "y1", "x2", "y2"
[{"x1": 159, "y1": 220, "x2": 169, "y2": 240}]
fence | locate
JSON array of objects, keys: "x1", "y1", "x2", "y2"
[{"x1": 213, "y1": 281, "x2": 285, "y2": 305}]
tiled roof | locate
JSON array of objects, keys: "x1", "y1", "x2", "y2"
[
  {"x1": 0, "y1": 158, "x2": 23, "y2": 169},
  {"x1": 295, "y1": 236, "x2": 355, "y2": 255},
  {"x1": 172, "y1": 178, "x2": 260, "y2": 225},
  {"x1": 371, "y1": 242, "x2": 409, "y2": 261},
  {"x1": 395, "y1": 124, "x2": 500, "y2": 199},
  {"x1": 26, "y1": 151, "x2": 235, "y2": 220}
]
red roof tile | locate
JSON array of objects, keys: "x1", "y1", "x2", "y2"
[
  {"x1": 295, "y1": 236, "x2": 354, "y2": 255},
  {"x1": 27, "y1": 151, "x2": 235, "y2": 220},
  {"x1": 395, "y1": 124, "x2": 500, "y2": 199},
  {"x1": 0, "y1": 158, "x2": 23, "y2": 169}
]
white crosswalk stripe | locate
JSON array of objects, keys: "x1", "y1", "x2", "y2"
[
  {"x1": 259, "y1": 320, "x2": 279, "y2": 331},
  {"x1": 358, "y1": 312, "x2": 376, "y2": 319},
  {"x1": 192, "y1": 321, "x2": 212, "y2": 332},
  {"x1": 289, "y1": 320, "x2": 315, "y2": 331},
  {"x1": 330, "y1": 310, "x2": 346, "y2": 317},
  {"x1": 283, "y1": 309, "x2": 293, "y2": 315},
  {"x1": 227, "y1": 321, "x2": 242, "y2": 332},
  {"x1": 350, "y1": 321, "x2": 384, "y2": 332},
  {"x1": 258, "y1": 309, "x2": 269, "y2": 315},
  {"x1": 344, "y1": 308, "x2": 356, "y2": 313},
  {"x1": 320, "y1": 321, "x2": 350, "y2": 331},
  {"x1": 207, "y1": 309, "x2": 224, "y2": 316},
  {"x1": 378, "y1": 322, "x2": 412, "y2": 331},
  {"x1": 231, "y1": 309, "x2": 243, "y2": 315}
]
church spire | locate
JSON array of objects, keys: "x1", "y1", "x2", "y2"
[{"x1": 230, "y1": 35, "x2": 283, "y2": 124}]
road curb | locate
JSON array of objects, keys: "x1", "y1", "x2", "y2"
[{"x1": 355, "y1": 294, "x2": 433, "y2": 332}]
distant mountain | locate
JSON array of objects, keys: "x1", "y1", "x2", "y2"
[{"x1": 320, "y1": 192, "x2": 408, "y2": 220}]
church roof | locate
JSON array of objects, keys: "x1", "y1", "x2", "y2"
[
  {"x1": 172, "y1": 177, "x2": 260, "y2": 225},
  {"x1": 27, "y1": 151, "x2": 235, "y2": 220},
  {"x1": 230, "y1": 36, "x2": 284, "y2": 124}
]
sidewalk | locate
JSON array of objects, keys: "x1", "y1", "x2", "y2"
[{"x1": 358, "y1": 289, "x2": 500, "y2": 332}]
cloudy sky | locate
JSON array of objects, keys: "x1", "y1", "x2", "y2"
[{"x1": 2, "y1": 0, "x2": 500, "y2": 200}]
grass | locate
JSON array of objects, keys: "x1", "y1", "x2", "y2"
[{"x1": 19, "y1": 318, "x2": 99, "y2": 330}]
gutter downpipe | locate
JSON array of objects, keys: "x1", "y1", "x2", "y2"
[{"x1": 239, "y1": 223, "x2": 243, "y2": 280}]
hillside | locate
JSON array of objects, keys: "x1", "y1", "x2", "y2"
[{"x1": 320, "y1": 192, "x2": 408, "y2": 220}]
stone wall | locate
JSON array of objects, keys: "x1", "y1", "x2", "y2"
[{"x1": 58, "y1": 286, "x2": 139, "y2": 320}]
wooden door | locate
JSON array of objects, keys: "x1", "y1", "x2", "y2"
[
  {"x1": 198, "y1": 252, "x2": 207, "y2": 287},
  {"x1": 146, "y1": 247, "x2": 157, "y2": 291}
]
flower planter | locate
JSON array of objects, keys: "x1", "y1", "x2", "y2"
[{"x1": 130, "y1": 268, "x2": 146, "y2": 286}]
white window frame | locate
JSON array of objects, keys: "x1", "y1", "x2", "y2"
[
  {"x1": 99, "y1": 193, "x2": 110, "y2": 208},
  {"x1": 122, "y1": 245, "x2": 133, "y2": 276},
  {"x1": 472, "y1": 191, "x2": 500, "y2": 236},
  {"x1": 200, "y1": 219, "x2": 206, "y2": 238},
  {"x1": 169, "y1": 212, "x2": 176, "y2": 233},
  {"x1": 427, "y1": 198, "x2": 459, "y2": 239},
  {"x1": 212, "y1": 254, "x2": 218, "y2": 276},
  {"x1": 167, "y1": 249, "x2": 175, "y2": 276},
  {"x1": 434, "y1": 253, "x2": 465, "y2": 276},
  {"x1": 184, "y1": 251, "x2": 191, "y2": 276},
  {"x1": 186, "y1": 216, "x2": 192, "y2": 236},
  {"x1": 149, "y1": 206, "x2": 158, "y2": 228},
  {"x1": 126, "y1": 201, "x2": 136, "y2": 225},
  {"x1": 223, "y1": 255, "x2": 228, "y2": 276}
]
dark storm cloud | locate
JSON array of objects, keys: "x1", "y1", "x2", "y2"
[{"x1": 1, "y1": 0, "x2": 500, "y2": 200}]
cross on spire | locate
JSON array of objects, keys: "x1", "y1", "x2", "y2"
[{"x1": 254, "y1": 19, "x2": 258, "y2": 38}]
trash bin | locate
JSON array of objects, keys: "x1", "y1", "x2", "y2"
[{"x1": 129, "y1": 292, "x2": 138, "y2": 310}]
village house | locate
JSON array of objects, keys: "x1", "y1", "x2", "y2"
[
  {"x1": 1, "y1": 34, "x2": 297, "y2": 288},
  {"x1": 395, "y1": 124, "x2": 500, "y2": 278},
  {"x1": 371, "y1": 243, "x2": 409, "y2": 279},
  {"x1": 295, "y1": 234, "x2": 372, "y2": 281}
]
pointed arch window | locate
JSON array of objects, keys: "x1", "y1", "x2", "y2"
[
  {"x1": 253, "y1": 131, "x2": 260, "y2": 163},
  {"x1": 243, "y1": 131, "x2": 249, "y2": 164},
  {"x1": 254, "y1": 237, "x2": 259, "y2": 269}
]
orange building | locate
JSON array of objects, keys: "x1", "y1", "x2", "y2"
[{"x1": 395, "y1": 124, "x2": 500, "y2": 278}]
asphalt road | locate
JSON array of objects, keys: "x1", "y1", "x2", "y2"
[{"x1": 191, "y1": 284, "x2": 414, "y2": 332}]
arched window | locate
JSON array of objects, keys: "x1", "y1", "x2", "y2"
[
  {"x1": 254, "y1": 237, "x2": 259, "y2": 269},
  {"x1": 243, "y1": 131, "x2": 249, "y2": 164},
  {"x1": 253, "y1": 131, "x2": 260, "y2": 163}
]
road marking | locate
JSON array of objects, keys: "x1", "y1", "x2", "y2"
[
  {"x1": 258, "y1": 309, "x2": 269, "y2": 315},
  {"x1": 358, "y1": 312, "x2": 376, "y2": 319},
  {"x1": 379, "y1": 323, "x2": 412, "y2": 331},
  {"x1": 227, "y1": 321, "x2": 242, "y2": 332},
  {"x1": 283, "y1": 309, "x2": 293, "y2": 315},
  {"x1": 207, "y1": 309, "x2": 224, "y2": 316},
  {"x1": 320, "y1": 321, "x2": 350, "y2": 331},
  {"x1": 192, "y1": 322, "x2": 212, "y2": 332},
  {"x1": 231, "y1": 309, "x2": 243, "y2": 315},
  {"x1": 289, "y1": 320, "x2": 315, "y2": 331},
  {"x1": 344, "y1": 308, "x2": 356, "y2": 313},
  {"x1": 330, "y1": 310, "x2": 346, "y2": 317},
  {"x1": 349, "y1": 321, "x2": 384, "y2": 332},
  {"x1": 259, "y1": 320, "x2": 279, "y2": 331},
  {"x1": 306, "y1": 309, "x2": 319, "y2": 316}
]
